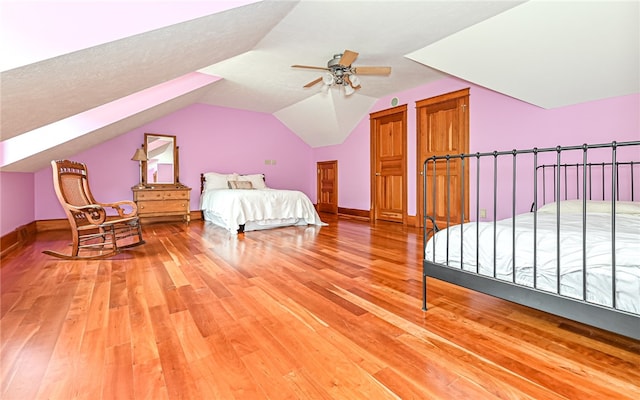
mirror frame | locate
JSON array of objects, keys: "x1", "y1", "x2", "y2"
[{"x1": 142, "y1": 133, "x2": 180, "y2": 187}]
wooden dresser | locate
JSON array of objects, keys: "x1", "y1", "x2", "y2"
[{"x1": 132, "y1": 185, "x2": 191, "y2": 224}]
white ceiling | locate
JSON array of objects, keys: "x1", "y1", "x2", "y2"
[
  {"x1": 407, "y1": 0, "x2": 640, "y2": 109},
  {"x1": 1, "y1": 0, "x2": 638, "y2": 173}
]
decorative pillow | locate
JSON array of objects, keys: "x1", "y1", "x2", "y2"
[
  {"x1": 228, "y1": 180, "x2": 253, "y2": 189},
  {"x1": 238, "y1": 173, "x2": 266, "y2": 189},
  {"x1": 204, "y1": 172, "x2": 238, "y2": 191}
]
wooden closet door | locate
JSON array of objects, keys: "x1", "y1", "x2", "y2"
[
  {"x1": 317, "y1": 160, "x2": 338, "y2": 214},
  {"x1": 371, "y1": 105, "x2": 407, "y2": 224},
  {"x1": 417, "y1": 89, "x2": 469, "y2": 230}
]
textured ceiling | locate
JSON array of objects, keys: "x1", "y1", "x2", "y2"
[{"x1": 1, "y1": 0, "x2": 638, "y2": 173}]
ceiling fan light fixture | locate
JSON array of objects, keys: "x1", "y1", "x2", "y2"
[
  {"x1": 344, "y1": 83, "x2": 355, "y2": 96},
  {"x1": 322, "y1": 73, "x2": 334, "y2": 86},
  {"x1": 292, "y1": 49, "x2": 391, "y2": 97},
  {"x1": 349, "y1": 74, "x2": 360, "y2": 87}
]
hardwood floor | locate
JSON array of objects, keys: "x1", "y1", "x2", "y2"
[{"x1": 2, "y1": 214, "x2": 639, "y2": 399}]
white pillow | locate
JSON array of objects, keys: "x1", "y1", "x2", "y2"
[
  {"x1": 589, "y1": 200, "x2": 640, "y2": 214},
  {"x1": 537, "y1": 200, "x2": 583, "y2": 214},
  {"x1": 537, "y1": 200, "x2": 640, "y2": 215},
  {"x1": 238, "y1": 173, "x2": 266, "y2": 189},
  {"x1": 620, "y1": 201, "x2": 640, "y2": 214},
  {"x1": 204, "y1": 172, "x2": 238, "y2": 190}
]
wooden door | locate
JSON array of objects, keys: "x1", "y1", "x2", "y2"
[
  {"x1": 417, "y1": 89, "x2": 469, "y2": 230},
  {"x1": 370, "y1": 105, "x2": 407, "y2": 224},
  {"x1": 317, "y1": 160, "x2": 338, "y2": 214}
]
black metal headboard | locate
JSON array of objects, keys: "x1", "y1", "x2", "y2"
[
  {"x1": 533, "y1": 161, "x2": 637, "y2": 210},
  {"x1": 422, "y1": 141, "x2": 640, "y2": 236}
]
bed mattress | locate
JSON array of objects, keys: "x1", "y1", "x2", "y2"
[{"x1": 425, "y1": 212, "x2": 640, "y2": 314}]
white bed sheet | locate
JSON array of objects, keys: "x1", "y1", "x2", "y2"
[
  {"x1": 425, "y1": 212, "x2": 640, "y2": 314},
  {"x1": 200, "y1": 188, "x2": 327, "y2": 232}
]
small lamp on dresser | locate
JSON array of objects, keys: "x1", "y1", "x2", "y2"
[{"x1": 131, "y1": 147, "x2": 147, "y2": 189}]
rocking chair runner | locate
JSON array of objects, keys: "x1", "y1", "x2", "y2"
[{"x1": 43, "y1": 160, "x2": 145, "y2": 260}]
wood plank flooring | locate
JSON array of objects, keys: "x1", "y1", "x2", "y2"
[{"x1": 2, "y1": 214, "x2": 639, "y2": 399}]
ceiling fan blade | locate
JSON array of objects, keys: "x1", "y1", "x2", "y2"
[
  {"x1": 292, "y1": 64, "x2": 329, "y2": 71},
  {"x1": 353, "y1": 66, "x2": 391, "y2": 75},
  {"x1": 303, "y1": 77, "x2": 323, "y2": 88},
  {"x1": 339, "y1": 50, "x2": 359, "y2": 66}
]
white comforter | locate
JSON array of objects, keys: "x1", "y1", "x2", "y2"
[
  {"x1": 425, "y1": 212, "x2": 640, "y2": 314},
  {"x1": 200, "y1": 188, "x2": 326, "y2": 232}
]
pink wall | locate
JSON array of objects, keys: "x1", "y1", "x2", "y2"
[
  {"x1": 174, "y1": 104, "x2": 315, "y2": 196},
  {"x1": 312, "y1": 116, "x2": 372, "y2": 211},
  {"x1": 0, "y1": 172, "x2": 34, "y2": 236},
  {"x1": 34, "y1": 104, "x2": 314, "y2": 220},
  {"x1": 3, "y1": 77, "x2": 638, "y2": 235},
  {"x1": 313, "y1": 77, "x2": 640, "y2": 219}
]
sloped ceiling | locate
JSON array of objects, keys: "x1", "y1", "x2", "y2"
[
  {"x1": 406, "y1": 0, "x2": 640, "y2": 109},
  {"x1": 1, "y1": 0, "x2": 638, "y2": 173}
]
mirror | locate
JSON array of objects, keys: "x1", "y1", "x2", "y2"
[{"x1": 142, "y1": 133, "x2": 180, "y2": 186}]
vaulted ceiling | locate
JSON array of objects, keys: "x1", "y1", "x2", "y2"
[{"x1": 1, "y1": 0, "x2": 638, "y2": 173}]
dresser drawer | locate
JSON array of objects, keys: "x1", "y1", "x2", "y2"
[
  {"x1": 137, "y1": 199, "x2": 189, "y2": 215},
  {"x1": 135, "y1": 191, "x2": 165, "y2": 201},
  {"x1": 135, "y1": 190, "x2": 190, "y2": 201},
  {"x1": 163, "y1": 191, "x2": 189, "y2": 200}
]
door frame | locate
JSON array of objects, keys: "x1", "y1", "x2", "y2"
[{"x1": 370, "y1": 104, "x2": 408, "y2": 224}]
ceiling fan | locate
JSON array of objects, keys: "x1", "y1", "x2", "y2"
[{"x1": 292, "y1": 50, "x2": 391, "y2": 95}]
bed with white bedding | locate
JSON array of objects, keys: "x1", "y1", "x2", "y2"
[
  {"x1": 425, "y1": 202, "x2": 640, "y2": 314},
  {"x1": 199, "y1": 171, "x2": 326, "y2": 233},
  {"x1": 422, "y1": 140, "x2": 640, "y2": 340}
]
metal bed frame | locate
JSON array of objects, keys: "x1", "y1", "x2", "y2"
[{"x1": 421, "y1": 141, "x2": 640, "y2": 340}]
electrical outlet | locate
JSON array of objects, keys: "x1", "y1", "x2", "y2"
[{"x1": 480, "y1": 208, "x2": 487, "y2": 218}]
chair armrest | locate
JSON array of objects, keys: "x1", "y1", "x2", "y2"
[
  {"x1": 99, "y1": 200, "x2": 138, "y2": 218},
  {"x1": 68, "y1": 204, "x2": 108, "y2": 225}
]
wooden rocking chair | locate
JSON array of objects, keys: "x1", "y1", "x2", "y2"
[{"x1": 43, "y1": 160, "x2": 145, "y2": 260}]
